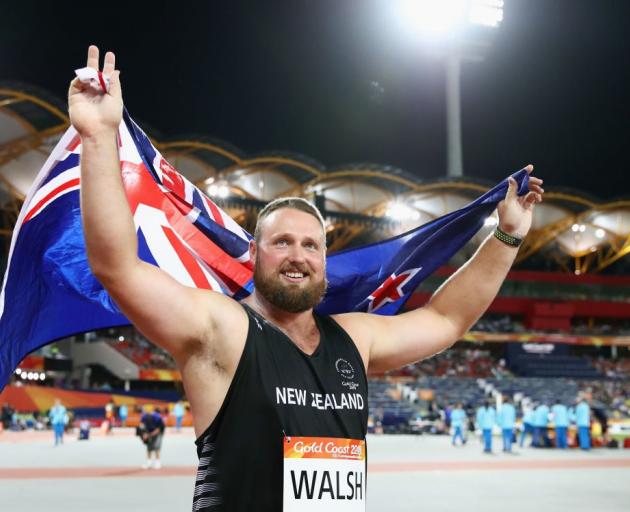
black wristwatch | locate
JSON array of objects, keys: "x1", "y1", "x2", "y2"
[{"x1": 494, "y1": 227, "x2": 523, "y2": 247}]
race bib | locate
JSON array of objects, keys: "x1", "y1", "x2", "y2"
[{"x1": 283, "y1": 436, "x2": 366, "y2": 512}]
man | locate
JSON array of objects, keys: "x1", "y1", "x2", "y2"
[
  {"x1": 118, "y1": 403, "x2": 128, "y2": 428},
  {"x1": 476, "y1": 401, "x2": 496, "y2": 454},
  {"x1": 139, "y1": 407, "x2": 165, "y2": 469},
  {"x1": 172, "y1": 400, "x2": 185, "y2": 432},
  {"x1": 551, "y1": 399, "x2": 569, "y2": 449},
  {"x1": 69, "y1": 46, "x2": 543, "y2": 511},
  {"x1": 533, "y1": 401, "x2": 550, "y2": 448},
  {"x1": 450, "y1": 402, "x2": 467, "y2": 446},
  {"x1": 49, "y1": 399, "x2": 68, "y2": 446},
  {"x1": 519, "y1": 403, "x2": 535, "y2": 448},
  {"x1": 575, "y1": 396, "x2": 591, "y2": 450},
  {"x1": 104, "y1": 400, "x2": 115, "y2": 433},
  {"x1": 497, "y1": 396, "x2": 516, "y2": 453}
]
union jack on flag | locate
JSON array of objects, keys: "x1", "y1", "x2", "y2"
[{"x1": 0, "y1": 107, "x2": 530, "y2": 389}]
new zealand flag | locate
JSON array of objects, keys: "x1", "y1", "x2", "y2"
[{"x1": 0, "y1": 108, "x2": 530, "y2": 390}]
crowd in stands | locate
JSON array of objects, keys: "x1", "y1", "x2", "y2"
[
  {"x1": 584, "y1": 379, "x2": 630, "y2": 420},
  {"x1": 472, "y1": 315, "x2": 526, "y2": 333},
  {"x1": 108, "y1": 333, "x2": 176, "y2": 370},
  {"x1": 391, "y1": 348, "x2": 512, "y2": 379},
  {"x1": 472, "y1": 314, "x2": 630, "y2": 337},
  {"x1": 592, "y1": 358, "x2": 630, "y2": 379}
]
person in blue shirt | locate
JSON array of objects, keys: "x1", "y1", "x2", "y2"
[
  {"x1": 49, "y1": 399, "x2": 68, "y2": 446},
  {"x1": 575, "y1": 396, "x2": 591, "y2": 450},
  {"x1": 118, "y1": 403, "x2": 128, "y2": 428},
  {"x1": 533, "y1": 402, "x2": 550, "y2": 448},
  {"x1": 451, "y1": 403, "x2": 467, "y2": 446},
  {"x1": 172, "y1": 400, "x2": 185, "y2": 432},
  {"x1": 519, "y1": 405, "x2": 535, "y2": 448},
  {"x1": 139, "y1": 407, "x2": 166, "y2": 469},
  {"x1": 551, "y1": 399, "x2": 569, "y2": 449},
  {"x1": 476, "y1": 401, "x2": 496, "y2": 453},
  {"x1": 497, "y1": 396, "x2": 516, "y2": 453}
]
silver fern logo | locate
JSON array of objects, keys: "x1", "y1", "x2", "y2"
[{"x1": 335, "y1": 358, "x2": 358, "y2": 390}]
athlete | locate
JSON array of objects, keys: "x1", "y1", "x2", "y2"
[{"x1": 69, "y1": 46, "x2": 544, "y2": 511}]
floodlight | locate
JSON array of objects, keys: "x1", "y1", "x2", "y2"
[
  {"x1": 386, "y1": 202, "x2": 420, "y2": 221},
  {"x1": 468, "y1": 0, "x2": 504, "y2": 28},
  {"x1": 398, "y1": 0, "x2": 467, "y2": 35},
  {"x1": 395, "y1": 0, "x2": 503, "y2": 37}
]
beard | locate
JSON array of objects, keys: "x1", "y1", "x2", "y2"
[{"x1": 253, "y1": 259, "x2": 327, "y2": 313}]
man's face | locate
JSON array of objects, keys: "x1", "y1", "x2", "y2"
[{"x1": 252, "y1": 208, "x2": 327, "y2": 313}]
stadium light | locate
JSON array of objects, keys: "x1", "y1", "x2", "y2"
[
  {"x1": 396, "y1": 0, "x2": 503, "y2": 37},
  {"x1": 390, "y1": 1, "x2": 504, "y2": 178},
  {"x1": 208, "y1": 182, "x2": 230, "y2": 199},
  {"x1": 595, "y1": 228, "x2": 605, "y2": 239},
  {"x1": 469, "y1": 0, "x2": 504, "y2": 28},
  {"x1": 385, "y1": 202, "x2": 421, "y2": 222}
]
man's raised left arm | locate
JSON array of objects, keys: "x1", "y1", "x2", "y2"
[{"x1": 339, "y1": 165, "x2": 543, "y2": 373}]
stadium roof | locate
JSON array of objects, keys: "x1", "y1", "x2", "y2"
[{"x1": 1, "y1": 83, "x2": 628, "y2": 273}]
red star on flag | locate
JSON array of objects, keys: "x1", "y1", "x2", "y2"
[{"x1": 367, "y1": 268, "x2": 422, "y2": 313}]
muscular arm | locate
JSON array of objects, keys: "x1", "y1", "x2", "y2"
[
  {"x1": 72, "y1": 47, "x2": 243, "y2": 364},
  {"x1": 79, "y1": 132, "x2": 218, "y2": 357},
  {"x1": 337, "y1": 169, "x2": 543, "y2": 373},
  {"x1": 368, "y1": 233, "x2": 518, "y2": 372}
]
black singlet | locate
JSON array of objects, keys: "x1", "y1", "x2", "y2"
[{"x1": 193, "y1": 304, "x2": 368, "y2": 511}]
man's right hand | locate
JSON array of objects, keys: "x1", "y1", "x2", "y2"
[{"x1": 68, "y1": 45, "x2": 123, "y2": 139}]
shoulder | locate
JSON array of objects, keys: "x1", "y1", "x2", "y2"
[{"x1": 330, "y1": 312, "x2": 372, "y2": 366}]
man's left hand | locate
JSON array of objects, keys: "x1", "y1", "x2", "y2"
[{"x1": 497, "y1": 164, "x2": 544, "y2": 238}]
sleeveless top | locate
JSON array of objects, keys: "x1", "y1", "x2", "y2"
[{"x1": 193, "y1": 304, "x2": 369, "y2": 511}]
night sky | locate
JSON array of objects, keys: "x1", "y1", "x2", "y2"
[{"x1": 2, "y1": 0, "x2": 628, "y2": 200}]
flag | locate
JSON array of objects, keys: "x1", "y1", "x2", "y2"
[{"x1": 0, "y1": 108, "x2": 530, "y2": 390}]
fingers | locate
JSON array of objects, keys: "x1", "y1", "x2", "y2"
[
  {"x1": 506, "y1": 176, "x2": 518, "y2": 201},
  {"x1": 521, "y1": 191, "x2": 543, "y2": 209},
  {"x1": 103, "y1": 51, "x2": 116, "y2": 75},
  {"x1": 68, "y1": 77, "x2": 84, "y2": 96},
  {"x1": 524, "y1": 164, "x2": 534, "y2": 174},
  {"x1": 87, "y1": 45, "x2": 99, "y2": 70},
  {"x1": 108, "y1": 70, "x2": 122, "y2": 100}
]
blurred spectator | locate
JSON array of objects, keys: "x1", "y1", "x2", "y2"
[
  {"x1": 118, "y1": 403, "x2": 128, "y2": 427},
  {"x1": 574, "y1": 396, "x2": 591, "y2": 450},
  {"x1": 49, "y1": 399, "x2": 69, "y2": 446},
  {"x1": 533, "y1": 402, "x2": 550, "y2": 448},
  {"x1": 476, "y1": 401, "x2": 496, "y2": 454},
  {"x1": 451, "y1": 403, "x2": 467, "y2": 446},
  {"x1": 497, "y1": 396, "x2": 516, "y2": 453},
  {"x1": 551, "y1": 399, "x2": 569, "y2": 449}
]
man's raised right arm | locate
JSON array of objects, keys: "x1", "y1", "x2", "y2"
[{"x1": 71, "y1": 46, "x2": 243, "y2": 361}]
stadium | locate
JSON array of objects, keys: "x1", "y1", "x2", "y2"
[{"x1": 1, "y1": 2, "x2": 630, "y2": 512}]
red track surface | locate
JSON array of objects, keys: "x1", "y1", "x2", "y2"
[{"x1": 1, "y1": 459, "x2": 629, "y2": 479}]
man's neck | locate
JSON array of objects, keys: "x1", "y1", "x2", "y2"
[
  {"x1": 242, "y1": 292, "x2": 314, "y2": 330},
  {"x1": 241, "y1": 292, "x2": 320, "y2": 352}
]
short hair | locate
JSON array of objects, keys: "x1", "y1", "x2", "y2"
[{"x1": 254, "y1": 197, "x2": 326, "y2": 243}]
